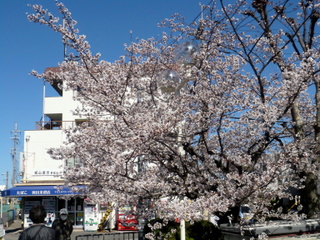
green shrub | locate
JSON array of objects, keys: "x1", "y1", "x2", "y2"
[{"x1": 187, "y1": 220, "x2": 223, "y2": 240}]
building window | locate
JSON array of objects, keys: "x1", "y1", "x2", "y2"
[{"x1": 67, "y1": 156, "x2": 83, "y2": 167}]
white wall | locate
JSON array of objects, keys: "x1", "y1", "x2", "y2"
[
  {"x1": 44, "y1": 89, "x2": 84, "y2": 122},
  {"x1": 23, "y1": 130, "x2": 65, "y2": 181},
  {"x1": 22, "y1": 86, "x2": 84, "y2": 183}
]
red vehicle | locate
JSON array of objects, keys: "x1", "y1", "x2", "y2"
[{"x1": 117, "y1": 214, "x2": 138, "y2": 231}]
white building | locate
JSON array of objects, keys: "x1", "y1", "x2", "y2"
[
  {"x1": 1, "y1": 67, "x2": 141, "y2": 231},
  {"x1": 1, "y1": 67, "x2": 103, "y2": 230}
]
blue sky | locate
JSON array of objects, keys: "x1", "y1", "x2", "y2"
[{"x1": 0, "y1": 0, "x2": 203, "y2": 188}]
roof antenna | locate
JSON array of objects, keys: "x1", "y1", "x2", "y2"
[
  {"x1": 129, "y1": 30, "x2": 134, "y2": 61},
  {"x1": 195, "y1": 3, "x2": 205, "y2": 41},
  {"x1": 63, "y1": 17, "x2": 68, "y2": 61}
]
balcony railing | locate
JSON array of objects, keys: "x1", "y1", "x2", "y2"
[{"x1": 35, "y1": 121, "x2": 86, "y2": 130}]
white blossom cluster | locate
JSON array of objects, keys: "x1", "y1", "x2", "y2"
[{"x1": 28, "y1": 0, "x2": 320, "y2": 227}]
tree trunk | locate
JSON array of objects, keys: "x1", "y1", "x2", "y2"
[{"x1": 300, "y1": 173, "x2": 320, "y2": 218}]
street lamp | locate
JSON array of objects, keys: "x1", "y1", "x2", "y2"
[{"x1": 156, "y1": 40, "x2": 199, "y2": 240}]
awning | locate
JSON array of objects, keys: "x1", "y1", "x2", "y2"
[{"x1": 1, "y1": 185, "x2": 84, "y2": 197}]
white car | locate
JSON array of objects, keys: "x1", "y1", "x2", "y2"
[
  {"x1": 0, "y1": 218, "x2": 5, "y2": 240},
  {"x1": 239, "y1": 204, "x2": 254, "y2": 224}
]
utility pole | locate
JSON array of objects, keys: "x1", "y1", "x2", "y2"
[
  {"x1": 10, "y1": 123, "x2": 21, "y2": 187},
  {"x1": 1, "y1": 171, "x2": 9, "y2": 190}
]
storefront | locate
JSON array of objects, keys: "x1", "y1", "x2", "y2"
[
  {"x1": 0, "y1": 186, "x2": 136, "y2": 231},
  {"x1": 1, "y1": 185, "x2": 85, "y2": 229}
]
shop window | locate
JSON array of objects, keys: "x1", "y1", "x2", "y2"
[
  {"x1": 58, "y1": 199, "x2": 66, "y2": 210},
  {"x1": 67, "y1": 198, "x2": 84, "y2": 226}
]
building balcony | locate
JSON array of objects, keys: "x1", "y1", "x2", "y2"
[{"x1": 35, "y1": 120, "x2": 87, "y2": 130}]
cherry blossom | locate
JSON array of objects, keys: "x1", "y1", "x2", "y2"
[{"x1": 28, "y1": 0, "x2": 320, "y2": 223}]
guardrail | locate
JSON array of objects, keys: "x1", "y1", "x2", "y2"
[{"x1": 75, "y1": 231, "x2": 144, "y2": 240}]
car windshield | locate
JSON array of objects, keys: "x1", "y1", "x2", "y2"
[{"x1": 241, "y1": 206, "x2": 250, "y2": 213}]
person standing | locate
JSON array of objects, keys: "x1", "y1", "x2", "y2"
[
  {"x1": 18, "y1": 205, "x2": 55, "y2": 240},
  {"x1": 52, "y1": 208, "x2": 73, "y2": 240}
]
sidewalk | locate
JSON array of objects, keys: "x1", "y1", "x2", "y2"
[{"x1": 5, "y1": 219, "x2": 23, "y2": 233}]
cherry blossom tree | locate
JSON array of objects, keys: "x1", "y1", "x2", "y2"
[{"x1": 28, "y1": 0, "x2": 320, "y2": 223}]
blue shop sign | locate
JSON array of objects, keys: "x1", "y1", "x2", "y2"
[{"x1": 1, "y1": 185, "x2": 84, "y2": 197}]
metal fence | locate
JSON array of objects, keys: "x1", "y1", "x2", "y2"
[{"x1": 75, "y1": 231, "x2": 144, "y2": 240}]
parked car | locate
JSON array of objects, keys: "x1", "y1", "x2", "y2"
[
  {"x1": 117, "y1": 214, "x2": 138, "y2": 231},
  {"x1": 239, "y1": 204, "x2": 254, "y2": 224},
  {"x1": 0, "y1": 218, "x2": 5, "y2": 240}
]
